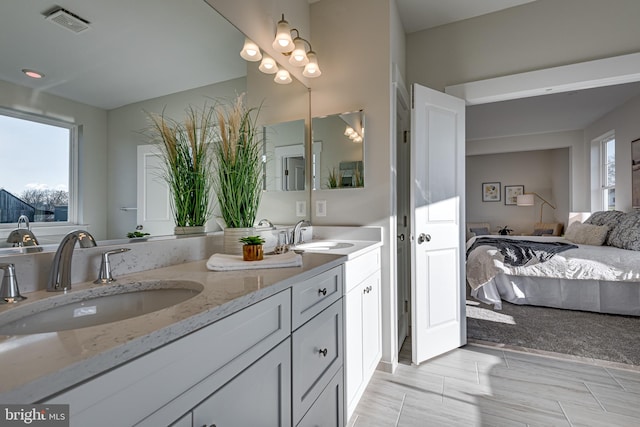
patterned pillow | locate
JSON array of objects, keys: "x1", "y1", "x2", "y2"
[
  {"x1": 564, "y1": 222, "x2": 609, "y2": 246},
  {"x1": 584, "y1": 210, "x2": 626, "y2": 228},
  {"x1": 606, "y1": 211, "x2": 640, "y2": 250}
]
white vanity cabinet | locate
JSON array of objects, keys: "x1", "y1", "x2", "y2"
[{"x1": 343, "y1": 248, "x2": 382, "y2": 420}]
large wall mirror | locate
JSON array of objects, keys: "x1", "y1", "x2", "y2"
[
  {"x1": 312, "y1": 110, "x2": 365, "y2": 190},
  {"x1": 0, "y1": 0, "x2": 310, "y2": 250}
]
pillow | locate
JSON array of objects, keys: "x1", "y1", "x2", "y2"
[
  {"x1": 606, "y1": 211, "x2": 640, "y2": 250},
  {"x1": 532, "y1": 229, "x2": 554, "y2": 236},
  {"x1": 469, "y1": 227, "x2": 489, "y2": 236},
  {"x1": 564, "y1": 222, "x2": 609, "y2": 246},
  {"x1": 584, "y1": 210, "x2": 626, "y2": 228}
]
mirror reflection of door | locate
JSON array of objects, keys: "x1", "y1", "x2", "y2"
[{"x1": 283, "y1": 156, "x2": 305, "y2": 191}]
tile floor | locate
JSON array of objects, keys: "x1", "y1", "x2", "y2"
[{"x1": 347, "y1": 339, "x2": 640, "y2": 426}]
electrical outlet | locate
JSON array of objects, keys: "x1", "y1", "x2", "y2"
[
  {"x1": 296, "y1": 201, "x2": 306, "y2": 217},
  {"x1": 316, "y1": 200, "x2": 327, "y2": 217}
]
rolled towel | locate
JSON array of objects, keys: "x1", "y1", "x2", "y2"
[{"x1": 206, "y1": 251, "x2": 303, "y2": 271}]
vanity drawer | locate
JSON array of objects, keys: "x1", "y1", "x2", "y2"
[
  {"x1": 344, "y1": 248, "x2": 380, "y2": 293},
  {"x1": 297, "y1": 368, "x2": 344, "y2": 427},
  {"x1": 292, "y1": 265, "x2": 343, "y2": 330},
  {"x1": 292, "y1": 299, "x2": 343, "y2": 424}
]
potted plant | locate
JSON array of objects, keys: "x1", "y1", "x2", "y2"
[
  {"x1": 239, "y1": 235, "x2": 265, "y2": 261},
  {"x1": 147, "y1": 106, "x2": 214, "y2": 234},
  {"x1": 213, "y1": 94, "x2": 263, "y2": 253}
]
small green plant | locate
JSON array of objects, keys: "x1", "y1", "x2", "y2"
[
  {"x1": 327, "y1": 167, "x2": 341, "y2": 188},
  {"x1": 127, "y1": 231, "x2": 150, "y2": 238},
  {"x1": 239, "y1": 235, "x2": 265, "y2": 245}
]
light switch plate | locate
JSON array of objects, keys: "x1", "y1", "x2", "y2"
[
  {"x1": 316, "y1": 200, "x2": 327, "y2": 217},
  {"x1": 296, "y1": 201, "x2": 306, "y2": 217}
]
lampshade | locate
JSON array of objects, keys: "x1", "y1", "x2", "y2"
[
  {"x1": 272, "y1": 17, "x2": 294, "y2": 53},
  {"x1": 274, "y1": 69, "x2": 292, "y2": 84},
  {"x1": 259, "y1": 55, "x2": 278, "y2": 74},
  {"x1": 303, "y1": 51, "x2": 322, "y2": 78},
  {"x1": 240, "y1": 38, "x2": 262, "y2": 62},
  {"x1": 289, "y1": 38, "x2": 309, "y2": 66},
  {"x1": 516, "y1": 194, "x2": 535, "y2": 206}
]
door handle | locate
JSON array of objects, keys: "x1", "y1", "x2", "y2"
[
  {"x1": 397, "y1": 233, "x2": 405, "y2": 241},
  {"x1": 417, "y1": 233, "x2": 431, "y2": 244}
]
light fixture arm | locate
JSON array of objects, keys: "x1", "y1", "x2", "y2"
[{"x1": 529, "y1": 192, "x2": 556, "y2": 223}]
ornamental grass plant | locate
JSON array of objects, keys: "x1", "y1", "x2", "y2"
[
  {"x1": 147, "y1": 106, "x2": 214, "y2": 228},
  {"x1": 213, "y1": 94, "x2": 263, "y2": 228}
]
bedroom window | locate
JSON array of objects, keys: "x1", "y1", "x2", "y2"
[
  {"x1": 601, "y1": 134, "x2": 616, "y2": 210},
  {"x1": 0, "y1": 109, "x2": 76, "y2": 226}
]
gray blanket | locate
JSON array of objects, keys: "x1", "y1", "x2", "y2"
[{"x1": 466, "y1": 237, "x2": 578, "y2": 267}]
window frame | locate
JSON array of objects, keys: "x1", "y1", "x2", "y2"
[
  {"x1": 0, "y1": 107, "x2": 78, "y2": 229},
  {"x1": 599, "y1": 131, "x2": 616, "y2": 211}
]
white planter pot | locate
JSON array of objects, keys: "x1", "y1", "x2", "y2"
[{"x1": 223, "y1": 227, "x2": 255, "y2": 255}]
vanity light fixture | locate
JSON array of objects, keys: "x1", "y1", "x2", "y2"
[
  {"x1": 22, "y1": 69, "x2": 44, "y2": 79},
  {"x1": 238, "y1": 14, "x2": 322, "y2": 83},
  {"x1": 240, "y1": 38, "x2": 262, "y2": 62},
  {"x1": 274, "y1": 69, "x2": 293, "y2": 85},
  {"x1": 344, "y1": 125, "x2": 363, "y2": 143},
  {"x1": 259, "y1": 55, "x2": 278, "y2": 74}
]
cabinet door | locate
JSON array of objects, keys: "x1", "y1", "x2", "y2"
[
  {"x1": 193, "y1": 338, "x2": 292, "y2": 427},
  {"x1": 296, "y1": 368, "x2": 344, "y2": 427},
  {"x1": 362, "y1": 273, "x2": 381, "y2": 377},
  {"x1": 344, "y1": 283, "x2": 363, "y2": 409}
]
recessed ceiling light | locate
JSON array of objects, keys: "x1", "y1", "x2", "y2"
[{"x1": 22, "y1": 69, "x2": 44, "y2": 79}]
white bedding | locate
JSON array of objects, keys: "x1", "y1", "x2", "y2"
[{"x1": 466, "y1": 235, "x2": 640, "y2": 290}]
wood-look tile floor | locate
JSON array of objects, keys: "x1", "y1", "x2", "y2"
[{"x1": 347, "y1": 339, "x2": 640, "y2": 426}]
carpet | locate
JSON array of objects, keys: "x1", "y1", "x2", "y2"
[{"x1": 466, "y1": 297, "x2": 640, "y2": 366}]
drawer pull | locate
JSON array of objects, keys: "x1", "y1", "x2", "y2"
[
  {"x1": 318, "y1": 287, "x2": 328, "y2": 296},
  {"x1": 364, "y1": 285, "x2": 372, "y2": 294},
  {"x1": 318, "y1": 348, "x2": 328, "y2": 357}
]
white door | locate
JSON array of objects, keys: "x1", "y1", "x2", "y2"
[
  {"x1": 136, "y1": 145, "x2": 173, "y2": 236},
  {"x1": 410, "y1": 84, "x2": 466, "y2": 365}
]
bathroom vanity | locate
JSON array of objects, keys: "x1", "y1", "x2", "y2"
[{"x1": 0, "y1": 231, "x2": 381, "y2": 427}]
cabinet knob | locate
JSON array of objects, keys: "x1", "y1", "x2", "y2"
[
  {"x1": 318, "y1": 287, "x2": 327, "y2": 296},
  {"x1": 318, "y1": 348, "x2": 328, "y2": 357}
]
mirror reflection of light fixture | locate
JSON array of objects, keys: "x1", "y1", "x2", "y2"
[
  {"x1": 240, "y1": 38, "x2": 262, "y2": 61},
  {"x1": 344, "y1": 125, "x2": 363, "y2": 143},
  {"x1": 517, "y1": 192, "x2": 557, "y2": 223},
  {"x1": 274, "y1": 69, "x2": 292, "y2": 85},
  {"x1": 303, "y1": 51, "x2": 322, "y2": 77},
  {"x1": 259, "y1": 55, "x2": 278, "y2": 74},
  {"x1": 289, "y1": 38, "x2": 309, "y2": 66}
]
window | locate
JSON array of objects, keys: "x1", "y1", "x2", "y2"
[
  {"x1": 0, "y1": 109, "x2": 75, "y2": 226},
  {"x1": 601, "y1": 134, "x2": 615, "y2": 211}
]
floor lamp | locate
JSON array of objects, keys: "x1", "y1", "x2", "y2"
[{"x1": 516, "y1": 193, "x2": 556, "y2": 223}]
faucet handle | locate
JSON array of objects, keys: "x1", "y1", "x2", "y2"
[
  {"x1": 0, "y1": 263, "x2": 27, "y2": 303},
  {"x1": 94, "y1": 248, "x2": 131, "y2": 284}
]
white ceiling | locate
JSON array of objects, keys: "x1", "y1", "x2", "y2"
[
  {"x1": 395, "y1": 0, "x2": 537, "y2": 33},
  {"x1": 0, "y1": 0, "x2": 245, "y2": 110}
]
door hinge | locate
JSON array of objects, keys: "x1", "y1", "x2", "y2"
[
  {"x1": 284, "y1": 169, "x2": 289, "y2": 176},
  {"x1": 403, "y1": 130, "x2": 410, "y2": 143},
  {"x1": 403, "y1": 215, "x2": 407, "y2": 227},
  {"x1": 404, "y1": 300, "x2": 409, "y2": 313}
]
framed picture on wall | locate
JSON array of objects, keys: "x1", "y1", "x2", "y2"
[
  {"x1": 633, "y1": 138, "x2": 640, "y2": 209},
  {"x1": 505, "y1": 185, "x2": 524, "y2": 205},
  {"x1": 482, "y1": 182, "x2": 501, "y2": 202}
]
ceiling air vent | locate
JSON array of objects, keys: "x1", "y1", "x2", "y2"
[{"x1": 45, "y1": 7, "x2": 91, "y2": 34}]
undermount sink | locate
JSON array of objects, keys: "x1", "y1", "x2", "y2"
[
  {"x1": 0, "y1": 280, "x2": 203, "y2": 335},
  {"x1": 294, "y1": 241, "x2": 354, "y2": 251}
]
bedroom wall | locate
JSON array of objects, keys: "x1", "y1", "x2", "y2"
[
  {"x1": 466, "y1": 148, "x2": 570, "y2": 235},
  {"x1": 584, "y1": 93, "x2": 640, "y2": 212}
]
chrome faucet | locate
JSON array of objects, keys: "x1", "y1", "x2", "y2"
[
  {"x1": 17, "y1": 215, "x2": 30, "y2": 230},
  {"x1": 291, "y1": 220, "x2": 311, "y2": 246},
  {"x1": 7, "y1": 229, "x2": 42, "y2": 252},
  {"x1": 47, "y1": 230, "x2": 97, "y2": 292},
  {"x1": 257, "y1": 219, "x2": 276, "y2": 229}
]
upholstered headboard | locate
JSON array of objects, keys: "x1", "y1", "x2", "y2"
[{"x1": 532, "y1": 222, "x2": 564, "y2": 236}]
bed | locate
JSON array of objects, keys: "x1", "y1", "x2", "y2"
[{"x1": 466, "y1": 211, "x2": 640, "y2": 316}]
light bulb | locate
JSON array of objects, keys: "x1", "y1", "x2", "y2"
[
  {"x1": 272, "y1": 16, "x2": 294, "y2": 53},
  {"x1": 240, "y1": 38, "x2": 262, "y2": 62},
  {"x1": 259, "y1": 55, "x2": 278, "y2": 74},
  {"x1": 303, "y1": 51, "x2": 322, "y2": 78},
  {"x1": 344, "y1": 127, "x2": 355, "y2": 137},
  {"x1": 274, "y1": 69, "x2": 292, "y2": 84},
  {"x1": 289, "y1": 38, "x2": 309, "y2": 66}
]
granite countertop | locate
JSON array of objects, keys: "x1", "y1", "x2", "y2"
[{"x1": 0, "y1": 248, "x2": 363, "y2": 403}]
